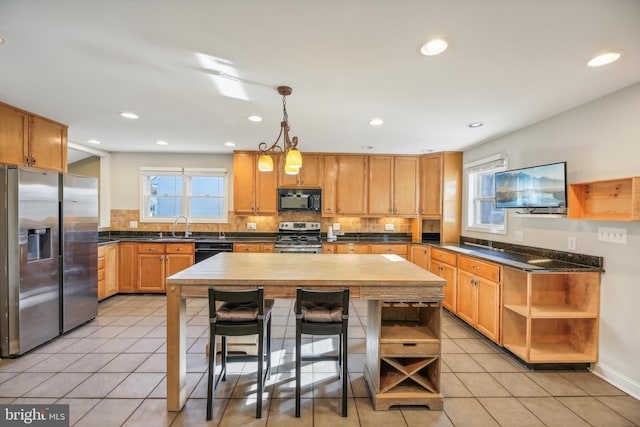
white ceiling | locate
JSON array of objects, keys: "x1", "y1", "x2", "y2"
[{"x1": 1, "y1": 0, "x2": 639, "y2": 157}]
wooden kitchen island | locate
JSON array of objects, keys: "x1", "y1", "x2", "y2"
[{"x1": 165, "y1": 252, "x2": 445, "y2": 412}]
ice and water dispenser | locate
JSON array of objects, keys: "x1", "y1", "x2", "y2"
[{"x1": 27, "y1": 227, "x2": 52, "y2": 261}]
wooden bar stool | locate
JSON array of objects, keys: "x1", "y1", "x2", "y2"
[
  {"x1": 206, "y1": 287, "x2": 273, "y2": 420},
  {"x1": 295, "y1": 287, "x2": 350, "y2": 417}
]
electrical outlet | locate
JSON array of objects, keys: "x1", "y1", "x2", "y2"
[
  {"x1": 514, "y1": 230, "x2": 524, "y2": 242},
  {"x1": 568, "y1": 236, "x2": 577, "y2": 251},
  {"x1": 246, "y1": 222, "x2": 256, "y2": 230},
  {"x1": 332, "y1": 223, "x2": 340, "y2": 231},
  {"x1": 384, "y1": 223, "x2": 394, "y2": 231},
  {"x1": 129, "y1": 221, "x2": 138, "y2": 229},
  {"x1": 598, "y1": 227, "x2": 627, "y2": 244}
]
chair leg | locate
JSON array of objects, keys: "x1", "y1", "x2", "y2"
[
  {"x1": 221, "y1": 336, "x2": 227, "y2": 381},
  {"x1": 266, "y1": 316, "x2": 272, "y2": 378},
  {"x1": 295, "y1": 320, "x2": 302, "y2": 417},
  {"x1": 256, "y1": 322, "x2": 264, "y2": 419},
  {"x1": 342, "y1": 329, "x2": 348, "y2": 417},
  {"x1": 206, "y1": 333, "x2": 216, "y2": 421}
]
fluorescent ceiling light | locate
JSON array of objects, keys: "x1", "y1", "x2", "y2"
[
  {"x1": 248, "y1": 115, "x2": 262, "y2": 122},
  {"x1": 156, "y1": 140, "x2": 168, "y2": 145},
  {"x1": 224, "y1": 141, "x2": 236, "y2": 147},
  {"x1": 420, "y1": 38, "x2": 448, "y2": 56},
  {"x1": 587, "y1": 52, "x2": 621, "y2": 67},
  {"x1": 369, "y1": 118, "x2": 384, "y2": 126},
  {"x1": 120, "y1": 112, "x2": 139, "y2": 119},
  {"x1": 87, "y1": 139, "x2": 101, "y2": 145}
]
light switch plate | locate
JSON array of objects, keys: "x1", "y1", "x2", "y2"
[
  {"x1": 384, "y1": 223, "x2": 394, "y2": 231},
  {"x1": 246, "y1": 222, "x2": 256, "y2": 230},
  {"x1": 598, "y1": 227, "x2": 627, "y2": 244},
  {"x1": 332, "y1": 223, "x2": 341, "y2": 231},
  {"x1": 568, "y1": 236, "x2": 577, "y2": 250},
  {"x1": 514, "y1": 230, "x2": 524, "y2": 242},
  {"x1": 129, "y1": 221, "x2": 138, "y2": 229}
]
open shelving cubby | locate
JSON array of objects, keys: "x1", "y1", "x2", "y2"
[{"x1": 568, "y1": 176, "x2": 640, "y2": 221}]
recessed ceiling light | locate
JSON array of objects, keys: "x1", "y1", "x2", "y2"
[
  {"x1": 361, "y1": 145, "x2": 374, "y2": 150},
  {"x1": 369, "y1": 118, "x2": 384, "y2": 126},
  {"x1": 420, "y1": 38, "x2": 448, "y2": 56},
  {"x1": 156, "y1": 140, "x2": 168, "y2": 146},
  {"x1": 467, "y1": 122, "x2": 484, "y2": 128},
  {"x1": 248, "y1": 115, "x2": 262, "y2": 122},
  {"x1": 0, "y1": 36, "x2": 6, "y2": 45},
  {"x1": 87, "y1": 139, "x2": 101, "y2": 145},
  {"x1": 421, "y1": 148, "x2": 434, "y2": 153},
  {"x1": 120, "y1": 112, "x2": 139, "y2": 119},
  {"x1": 224, "y1": 141, "x2": 236, "y2": 147},
  {"x1": 587, "y1": 52, "x2": 621, "y2": 67}
]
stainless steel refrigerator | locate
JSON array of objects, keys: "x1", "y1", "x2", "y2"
[
  {"x1": 0, "y1": 165, "x2": 61, "y2": 357},
  {"x1": 60, "y1": 173, "x2": 98, "y2": 333}
]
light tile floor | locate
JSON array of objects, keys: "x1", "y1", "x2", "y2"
[{"x1": 1, "y1": 294, "x2": 638, "y2": 426}]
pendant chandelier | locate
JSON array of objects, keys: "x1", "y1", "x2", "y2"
[{"x1": 257, "y1": 86, "x2": 302, "y2": 175}]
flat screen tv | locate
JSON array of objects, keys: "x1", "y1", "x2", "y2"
[{"x1": 494, "y1": 161, "x2": 567, "y2": 209}]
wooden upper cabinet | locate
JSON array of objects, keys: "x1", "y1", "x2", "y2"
[
  {"x1": 368, "y1": 156, "x2": 394, "y2": 215},
  {"x1": 0, "y1": 102, "x2": 29, "y2": 166},
  {"x1": 322, "y1": 155, "x2": 338, "y2": 216},
  {"x1": 335, "y1": 155, "x2": 368, "y2": 215},
  {"x1": 233, "y1": 152, "x2": 277, "y2": 215},
  {"x1": 419, "y1": 154, "x2": 443, "y2": 217},
  {"x1": 278, "y1": 153, "x2": 323, "y2": 188},
  {"x1": 0, "y1": 102, "x2": 68, "y2": 172},
  {"x1": 368, "y1": 155, "x2": 419, "y2": 216}
]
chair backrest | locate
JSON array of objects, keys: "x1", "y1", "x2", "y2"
[
  {"x1": 295, "y1": 288, "x2": 350, "y2": 320},
  {"x1": 208, "y1": 287, "x2": 266, "y2": 321}
]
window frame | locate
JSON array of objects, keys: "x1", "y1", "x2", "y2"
[
  {"x1": 140, "y1": 167, "x2": 229, "y2": 223},
  {"x1": 464, "y1": 155, "x2": 507, "y2": 235}
]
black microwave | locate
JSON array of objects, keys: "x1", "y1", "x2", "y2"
[{"x1": 278, "y1": 188, "x2": 322, "y2": 212}]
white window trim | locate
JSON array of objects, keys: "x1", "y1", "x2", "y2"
[
  {"x1": 139, "y1": 167, "x2": 229, "y2": 223},
  {"x1": 464, "y1": 154, "x2": 508, "y2": 235}
]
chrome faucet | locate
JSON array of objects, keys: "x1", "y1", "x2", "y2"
[{"x1": 172, "y1": 215, "x2": 191, "y2": 238}]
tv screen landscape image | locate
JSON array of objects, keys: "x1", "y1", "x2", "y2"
[{"x1": 495, "y1": 162, "x2": 567, "y2": 209}]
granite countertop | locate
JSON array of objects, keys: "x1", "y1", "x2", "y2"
[{"x1": 427, "y1": 241, "x2": 603, "y2": 273}]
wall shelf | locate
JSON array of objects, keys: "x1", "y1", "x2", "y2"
[{"x1": 568, "y1": 176, "x2": 640, "y2": 221}]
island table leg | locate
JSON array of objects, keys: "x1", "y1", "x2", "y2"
[{"x1": 166, "y1": 284, "x2": 187, "y2": 411}]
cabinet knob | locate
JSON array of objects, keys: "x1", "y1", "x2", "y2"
[
  {"x1": 24, "y1": 155, "x2": 29, "y2": 165},
  {"x1": 176, "y1": 248, "x2": 183, "y2": 251},
  {"x1": 148, "y1": 248, "x2": 156, "y2": 251},
  {"x1": 472, "y1": 265, "x2": 480, "y2": 270}
]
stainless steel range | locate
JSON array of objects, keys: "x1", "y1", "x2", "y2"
[{"x1": 274, "y1": 222, "x2": 322, "y2": 253}]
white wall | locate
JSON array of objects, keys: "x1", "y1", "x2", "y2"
[
  {"x1": 110, "y1": 152, "x2": 234, "y2": 210},
  {"x1": 463, "y1": 82, "x2": 640, "y2": 398}
]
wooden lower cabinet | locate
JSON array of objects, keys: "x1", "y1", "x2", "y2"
[
  {"x1": 502, "y1": 267, "x2": 600, "y2": 363},
  {"x1": 118, "y1": 243, "x2": 136, "y2": 293},
  {"x1": 410, "y1": 245, "x2": 429, "y2": 270},
  {"x1": 336, "y1": 243, "x2": 369, "y2": 254},
  {"x1": 322, "y1": 244, "x2": 335, "y2": 254},
  {"x1": 456, "y1": 255, "x2": 502, "y2": 344},
  {"x1": 369, "y1": 244, "x2": 408, "y2": 259},
  {"x1": 136, "y1": 242, "x2": 194, "y2": 293},
  {"x1": 429, "y1": 248, "x2": 457, "y2": 313},
  {"x1": 234, "y1": 243, "x2": 274, "y2": 253},
  {"x1": 365, "y1": 300, "x2": 443, "y2": 410},
  {"x1": 98, "y1": 243, "x2": 118, "y2": 301}
]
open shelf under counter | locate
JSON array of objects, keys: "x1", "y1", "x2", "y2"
[{"x1": 503, "y1": 303, "x2": 598, "y2": 319}]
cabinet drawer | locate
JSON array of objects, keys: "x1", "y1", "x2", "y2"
[
  {"x1": 97, "y1": 269, "x2": 105, "y2": 281},
  {"x1": 458, "y1": 255, "x2": 501, "y2": 282},
  {"x1": 97, "y1": 257, "x2": 105, "y2": 270},
  {"x1": 380, "y1": 342, "x2": 440, "y2": 356},
  {"x1": 370, "y1": 244, "x2": 408, "y2": 256},
  {"x1": 262, "y1": 244, "x2": 274, "y2": 253},
  {"x1": 430, "y1": 248, "x2": 457, "y2": 266},
  {"x1": 137, "y1": 243, "x2": 164, "y2": 253},
  {"x1": 336, "y1": 244, "x2": 369, "y2": 254},
  {"x1": 234, "y1": 243, "x2": 261, "y2": 252},
  {"x1": 165, "y1": 243, "x2": 194, "y2": 254}
]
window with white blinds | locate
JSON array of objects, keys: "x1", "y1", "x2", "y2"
[
  {"x1": 465, "y1": 155, "x2": 507, "y2": 234},
  {"x1": 140, "y1": 167, "x2": 228, "y2": 223}
]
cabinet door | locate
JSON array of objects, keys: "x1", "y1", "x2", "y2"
[
  {"x1": 166, "y1": 253, "x2": 194, "y2": 277},
  {"x1": 322, "y1": 244, "x2": 335, "y2": 254},
  {"x1": 410, "y1": 245, "x2": 429, "y2": 269},
  {"x1": 137, "y1": 253, "x2": 165, "y2": 292},
  {"x1": 29, "y1": 115, "x2": 67, "y2": 172},
  {"x1": 233, "y1": 152, "x2": 256, "y2": 214},
  {"x1": 118, "y1": 243, "x2": 136, "y2": 293},
  {"x1": 457, "y1": 270, "x2": 477, "y2": 325},
  {"x1": 419, "y1": 154, "x2": 442, "y2": 217},
  {"x1": 261, "y1": 244, "x2": 274, "y2": 253},
  {"x1": 370, "y1": 244, "x2": 408, "y2": 259},
  {"x1": 476, "y1": 277, "x2": 501, "y2": 343},
  {"x1": 393, "y1": 156, "x2": 419, "y2": 216},
  {"x1": 104, "y1": 244, "x2": 118, "y2": 298},
  {"x1": 298, "y1": 153, "x2": 323, "y2": 187},
  {"x1": 430, "y1": 261, "x2": 457, "y2": 313},
  {"x1": 97, "y1": 247, "x2": 106, "y2": 300},
  {"x1": 336, "y1": 155, "x2": 367, "y2": 215},
  {"x1": 255, "y1": 165, "x2": 277, "y2": 214},
  {"x1": 234, "y1": 243, "x2": 261, "y2": 253},
  {"x1": 322, "y1": 155, "x2": 338, "y2": 216},
  {"x1": 367, "y1": 156, "x2": 394, "y2": 215},
  {"x1": 0, "y1": 103, "x2": 29, "y2": 166}
]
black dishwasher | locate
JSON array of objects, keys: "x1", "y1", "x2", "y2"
[{"x1": 194, "y1": 241, "x2": 233, "y2": 263}]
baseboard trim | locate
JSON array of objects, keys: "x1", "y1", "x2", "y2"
[{"x1": 591, "y1": 362, "x2": 640, "y2": 400}]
